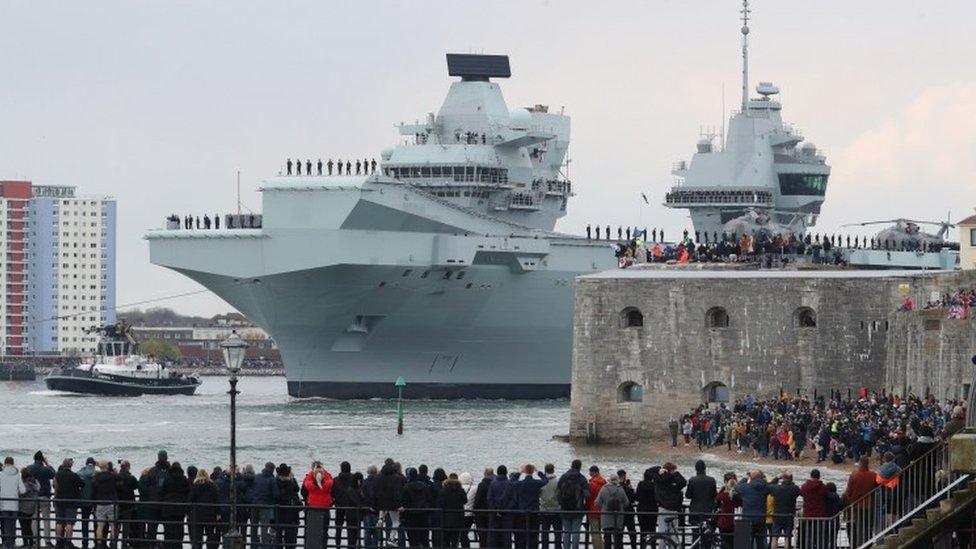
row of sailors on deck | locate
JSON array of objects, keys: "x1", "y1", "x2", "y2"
[
  {"x1": 285, "y1": 158, "x2": 378, "y2": 176},
  {"x1": 587, "y1": 225, "x2": 662, "y2": 242},
  {"x1": 165, "y1": 214, "x2": 261, "y2": 230},
  {"x1": 167, "y1": 214, "x2": 221, "y2": 230}
]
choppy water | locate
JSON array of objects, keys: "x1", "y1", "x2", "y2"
[{"x1": 0, "y1": 377, "x2": 846, "y2": 485}]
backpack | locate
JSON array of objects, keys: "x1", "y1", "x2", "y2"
[
  {"x1": 557, "y1": 475, "x2": 583, "y2": 511},
  {"x1": 606, "y1": 488, "x2": 623, "y2": 512}
]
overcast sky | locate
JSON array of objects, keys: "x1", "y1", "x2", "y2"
[{"x1": 0, "y1": 1, "x2": 973, "y2": 316}]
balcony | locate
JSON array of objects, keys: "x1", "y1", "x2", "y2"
[{"x1": 664, "y1": 187, "x2": 774, "y2": 208}]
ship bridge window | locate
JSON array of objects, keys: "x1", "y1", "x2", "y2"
[
  {"x1": 706, "y1": 307, "x2": 730, "y2": 329},
  {"x1": 778, "y1": 173, "x2": 828, "y2": 196}
]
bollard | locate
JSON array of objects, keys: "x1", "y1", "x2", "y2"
[
  {"x1": 733, "y1": 518, "x2": 753, "y2": 549},
  {"x1": 305, "y1": 509, "x2": 326, "y2": 549}
]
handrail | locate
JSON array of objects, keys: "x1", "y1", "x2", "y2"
[
  {"x1": 858, "y1": 472, "x2": 971, "y2": 548},
  {"x1": 832, "y1": 438, "x2": 951, "y2": 547},
  {"x1": 839, "y1": 438, "x2": 946, "y2": 513}
]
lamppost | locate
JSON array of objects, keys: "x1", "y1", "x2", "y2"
[
  {"x1": 221, "y1": 330, "x2": 248, "y2": 549},
  {"x1": 395, "y1": 376, "x2": 406, "y2": 435}
]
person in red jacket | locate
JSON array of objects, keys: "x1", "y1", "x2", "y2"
[
  {"x1": 586, "y1": 466, "x2": 607, "y2": 549},
  {"x1": 799, "y1": 469, "x2": 828, "y2": 549},
  {"x1": 716, "y1": 473, "x2": 742, "y2": 548},
  {"x1": 843, "y1": 458, "x2": 878, "y2": 546},
  {"x1": 303, "y1": 462, "x2": 334, "y2": 549}
]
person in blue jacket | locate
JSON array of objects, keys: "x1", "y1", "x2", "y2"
[
  {"x1": 735, "y1": 470, "x2": 770, "y2": 549},
  {"x1": 513, "y1": 464, "x2": 549, "y2": 549},
  {"x1": 487, "y1": 465, "x2": 516, "y2": 549}
]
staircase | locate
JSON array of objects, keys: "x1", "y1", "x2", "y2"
[{"x1": 871, "y1": 474, "x2": 975, "y2": 548}]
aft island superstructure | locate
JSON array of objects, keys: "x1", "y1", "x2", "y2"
[
  {"x1": 147, "y1": 54, "x2": 615, "y2": 398},
  {"x1": 665, "y1": 0, "x2": 831, "y2": 237}
]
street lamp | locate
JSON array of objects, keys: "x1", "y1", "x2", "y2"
[{"x1": 221, "y1": 330, "x2": 248, "y2": 549}]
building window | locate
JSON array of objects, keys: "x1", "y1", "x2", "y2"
[
  {"x1": 706, "y1": 307, "x2": 730, "y2": 329},
  {"x1": 970, "y1": 228, "x2": 976, "y2": 247},
  {"x1": 795, "y1": 307, "x2": 817, "y2": 328},
  {"x1": 620, "y1": 307, "x2": 644, "y2": 328},
  {"x1": 617, "y1": 382, "x2": 644, "y2": 403}
]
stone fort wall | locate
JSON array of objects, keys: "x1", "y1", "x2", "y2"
[
  {"x1": 886, "y1": 309, "x2": 976, "y2": 401},
  {"x1": 569, "y1": 268, "x2": 976, "y2": 444}
]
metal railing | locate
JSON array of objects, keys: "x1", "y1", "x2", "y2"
[
  {"x1": 834, "y1": 440, "x2": 956, "y2": 548},
  {"x1": 0, "y1": 446, "x2": 965, "y2": 549},
  {"x1": 0, "y1": 496, "x2": 858, "y2": 549}
]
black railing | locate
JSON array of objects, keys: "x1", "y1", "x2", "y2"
[{"x1": 0, "y1": 496, "x2": 867, "y2": 549}]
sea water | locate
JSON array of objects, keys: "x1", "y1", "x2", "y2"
[{"x1": 0, "y1": 376, "x2": 845, "y2": 484}]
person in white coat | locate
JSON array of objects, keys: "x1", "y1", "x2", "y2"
[
  {"x1": 0, "y1": 457, "x2": 26, "y2": 549},
  {"x1": 459, "y1": 472, "x2": 476, "y2": 547}
]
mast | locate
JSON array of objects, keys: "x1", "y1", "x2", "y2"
[{"x1": 740, "y1": 0, "x2": 751, "y2": 111}]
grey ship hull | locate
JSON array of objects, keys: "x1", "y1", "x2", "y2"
[
  {"x1": 149, "y1": 177, "x2": 617, "y2": 399},
  {"x1": 176, "y1": 259, "x2": 603, "y2": 399}
]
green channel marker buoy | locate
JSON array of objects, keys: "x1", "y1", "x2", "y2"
[{"x1": 395, "y1": 376, "x2": 406, "y2": 435}]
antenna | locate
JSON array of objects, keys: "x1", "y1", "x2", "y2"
[
  {"x1": 721, "y1": 83, "x2": 726, "y2": 151},
  {"x1": 740, "y1": 0, "x2": 751, "y2": 112},
  {"x1": 236, "y1": 170, "x2": 241, "y2": 217}
]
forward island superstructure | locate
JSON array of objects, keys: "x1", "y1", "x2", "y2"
[{"x1": 148, "y1": 54, "x2": 615, "y2": 398}]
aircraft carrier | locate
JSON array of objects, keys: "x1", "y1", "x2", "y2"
[
  {"x1": 147, "y1": 53, "x2": 616, "y2": 398},
  {"x1": 148, "y1": 2, "x2": 885, "y2": 398}
]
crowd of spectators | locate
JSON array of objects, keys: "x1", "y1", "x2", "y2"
[
  {"x1": 896, "y1": 289, "x2": 975, "y2": 320},
  {"x1": 668, "y1": 391, "x2": 964, "y2": 467},
  {"x1": 0, "y1": 421, "x2": 963, "y2": 549},
  {"x1": 0, "y1": 445, "x2": 953, "y2": 549},
  {"x1": 612, "y1": 230, "x2": 848, "y2": 269},
  {"x1": 602, "y1": 224, "x2": 961, "y2": 270},
  {"x1": 924, "y1": 289, "x2": 975, "y2": 319}
]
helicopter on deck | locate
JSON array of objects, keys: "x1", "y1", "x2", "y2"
[
  {"x1": 842, "y1": 219, "x2": 957, "y2": 251},
  {"x1": 701, "y1": 208, "x2": 805, "y2": 240}
]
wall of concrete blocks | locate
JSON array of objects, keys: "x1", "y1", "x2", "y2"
[{"x1": 569, "y1": 269, "x2": 976, "y2": 444}]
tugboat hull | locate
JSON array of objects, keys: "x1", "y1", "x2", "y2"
[{"x1": 45, "y1": 374, "x2": 200, "y2": 396}]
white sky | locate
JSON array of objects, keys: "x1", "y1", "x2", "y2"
[{"x1": 0, "y1": 1, "x2": 973, "y2": 316}]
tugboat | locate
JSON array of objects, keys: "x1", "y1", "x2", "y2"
[{"x1": 45, "y1": 323, "x2": 201, "y2": 396}]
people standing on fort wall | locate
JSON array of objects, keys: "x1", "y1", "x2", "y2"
[{"x1": 604, "y1": 227, "x2": 947, "y2": 268}]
